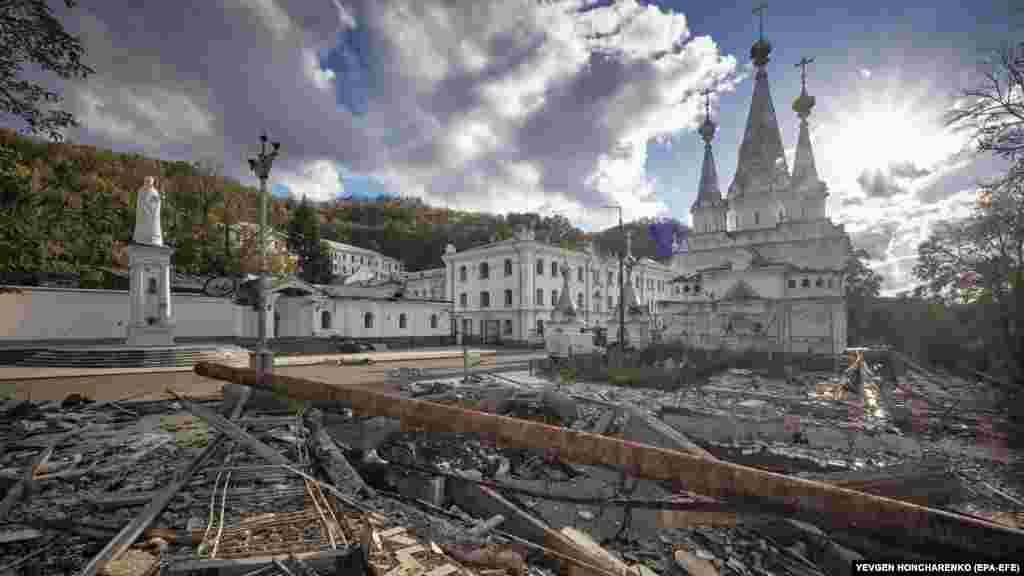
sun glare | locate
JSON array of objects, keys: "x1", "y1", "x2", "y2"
[{"x1": 822, "y1": 82, "x2": 966, "y2": 193}]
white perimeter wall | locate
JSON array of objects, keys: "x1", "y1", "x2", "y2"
[{"x1": 0, "y1": 286, "x2": 243, "y2": 341}]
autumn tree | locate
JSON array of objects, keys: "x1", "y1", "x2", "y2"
[
  {"x1": 287, "y1": 196, "x2": 333, "y2": 284},
  {"x1": 1, "y1": 0, "x2": 95, "y2": 141},
  {"x1": 843, "y1": 248, "x2": 883, "y2": 345},
  {"x1": 915, "y1": 24, "x2": 1024, "y2": 386}
]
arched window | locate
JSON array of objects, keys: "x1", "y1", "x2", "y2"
[
  {"x1": 321, "y1": 310, "x2": 332, "y2": 330},
  {"x1": 399, "y1": 313, "x2": 407, "y2": 329},
  {"x1": 430, "y1": 314, "x2": 438, "y2": 329},
  {"x1": 459, "y1": 266, "x2": 467, "y2": 282},
  {"x1": 504, "y1": 259, "x2": 513, "y2": 276},
  {"x1": 363, "y1": 312, "x2": 374, "y2": 329},
  {"x1": 536, "y1": 259, "x2": 544, "y2": 275},
  {"x1": 479, "y1": 262, "x2": 489, "y2": 279}
]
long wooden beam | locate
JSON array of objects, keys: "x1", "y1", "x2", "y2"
[{"x1": 194, "y1": 362, "x2": 1024, "y2": 560}]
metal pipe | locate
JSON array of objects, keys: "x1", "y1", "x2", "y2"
[{"x1": 194, "y1": 361, "x2": 1024, "y2": 560}]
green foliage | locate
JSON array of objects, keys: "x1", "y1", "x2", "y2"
[
  {"x1": 1, "y1": 1, "x2": 96, "y2": 141},
  {"x1": 288, "y1": 197, "x2": 333, "y2": 284}
]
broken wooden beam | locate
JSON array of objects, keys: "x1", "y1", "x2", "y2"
[
  {"x1": 76, "y1": 389, "x2": 250, "y2": 576},
  {"x1": 193, "y1": 361, "x2": 1024, "y2": 560},
  {"x1": 620, "y1": 404, "x2": 717, "y2": 461},
  {"x1": 809, "y1": 462, "x2": 962, "y2": 507},
  {"x1": 304, "y1": 408, "x2": 375, "y2": 498},
  {"x1": 0, "y1": 428, "x2": 77, "y2": 521},
  {"x1": 447, "y1": 472, "x2": 632, "y2": 576}
]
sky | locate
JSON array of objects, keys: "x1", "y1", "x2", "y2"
[{"x1": 15, "y1": 0, "x2": 1021, "y2": 294}]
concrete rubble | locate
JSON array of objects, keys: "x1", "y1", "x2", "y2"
[{"x1": 0, "y1": 348, "x2": 1021, "y2": 575}]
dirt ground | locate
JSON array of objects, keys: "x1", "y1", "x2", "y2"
[{"x1": 0, "y1": 356, "x2": 497, "y2": 402}]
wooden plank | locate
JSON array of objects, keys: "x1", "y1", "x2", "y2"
[
  {"x1": 76, "y1": 390, "x2": 249, "y2": 576},
  {"x1": 193, "y1": 361, "x2": 1024, "y2": 560}
]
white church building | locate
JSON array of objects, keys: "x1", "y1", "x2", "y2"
[{"x1": 662, "y1": 33, "x2": 851, "y2": 355}]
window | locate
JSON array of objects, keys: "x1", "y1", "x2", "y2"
[
  {"x1": 827, "y1": 278, "x2": 834, "y2": 288},
  {"x1": 504, "y1": 259, "x2": 513, "y2": 276},
  {"x1": 726, "y1": 210, "x2": 737, "y2": 231},
  {"x1": 801, "y1": 278, "x2": 810, "y2": 288},
  {"x1": 479, "y1": 262, "x2": 490, "y2": 279},
  {"x1": 480, "y1": 291, "x2": 490, "y2": 308},
  {"x1": 460, "y1": 293, "x2": 467, "y2": 307},
  {"x1": 551, "y1": 290, "x2": 558, "y2": 305},
  {"x1": 607, "y1": 295, "x2": 613, "y2": 308},
  {"x1": 815, "y1": 277, "x2": 823, "y2": 288},
  {"x1": 684, "y1": 285, "x2": 690, "y2": 293},
  {"x1": 551, "y1": 261, "x2": 558, "y2": 276},
  {"x1": 398, "y1": 313, "x2": 407, "y2": 329},
  {"x1": 754, "y1": 212, "x2": 760, "y2": 225},
  {"x1": 694, "y1": 284, "x2": 701, "y2": 294},
  {"x1": 536, "y1": 259, "x2": 544, "y2": 275},
  {"x1": 504, "y1": 289, "x2": 513, "y2": 307},
  {"x1": 430, "y1": 314, "x2": 438, "y2": 329},
  {"x1": 147, "y1": 277, "x2": 157, "y2": 294},
  {"x1": 536, "y1": 319, "x2": 545, "y2": 336},
  {"x1": 577, "y1": 267, "x2": 583, "y2": 281},
  {"x1": 593, "y1": 270, "x2": 599, "y2": 284},
  {"x1": 321, "y1": 310, "x2": 332, "y2": 330},
  {"x1": 608, "y1": 271, "x2": 614, "y2": 284},
  {"x1": 788, "y1": 279, "x2": 797, "y2": 289},
  {"x1": 503, "y1": 320, "x2": 512, "y2": 335},
  {"x1": 459, "y1": 266, "x2": 467, "y2": 282},
  {"x1": 577, "y1": 293, "x2": 583, "y2": 308},
  {"x1": 363, "y1": 312, "x2": 374, "y2": 329},
  {"x1": 535, "y1": 289, "x2": 543, "y2": 305}
]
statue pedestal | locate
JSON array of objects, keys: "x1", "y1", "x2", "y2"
[
  {"x1": 126, "y1": 243, "x2": 175, "y2": 347},
  {"x1": 126, "y1": 322, "x2": 175, "y2": 346}
]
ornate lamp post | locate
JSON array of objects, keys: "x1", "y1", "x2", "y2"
[{"x1": 247, "y1": 132, "x2": 281, "y2": 374}]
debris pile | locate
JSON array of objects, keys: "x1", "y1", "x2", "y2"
[{"x1": 0, "y1": 347, "x2": 1021, "y2": 575}]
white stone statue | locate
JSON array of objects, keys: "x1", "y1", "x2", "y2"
[{"x1": 133, "y1": 176, "x2": 163, "y2": 246}]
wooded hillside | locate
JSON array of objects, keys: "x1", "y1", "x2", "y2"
[{"x1": 0, "y1": 129, "x2": 685, "y2": 287}]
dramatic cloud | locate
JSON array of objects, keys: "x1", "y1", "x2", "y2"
[
  {"x1": 808, "y1": 65, "x2": 999, "y2": 294},
  {"x1": 48, "y1": 0, "x2": 738, "y2": 226}
]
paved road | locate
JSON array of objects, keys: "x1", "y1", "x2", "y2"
[{"x1": 3, "y1": 351, "x2": 547, "y2": 402}]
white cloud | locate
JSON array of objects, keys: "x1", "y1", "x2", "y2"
[
  {"x1": 237, "y1": 0, "x2": 292, "y2": 41},
  {"x1": 332, "y1": 0, "x2": 357, "y2": 29},
  {"x1": 56, "y1": 0, "x2": 737, "y2": 233},
  {"x1": 276, "y1": 160, "x2": 345, "y2": 202},
  {"x1": 303, "y1": 48, "x2": 336, "y2": 92}
]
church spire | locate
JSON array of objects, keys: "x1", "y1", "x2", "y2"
[
  {"x1": 692, "y1": 89, "x2": 721, "y2": 210},
  {"x1": 791, "y1": 56, "x2": 820, "y2": 186},
  {"x1": 728, "y1": 2, "x2": 789, "y2": 199}
]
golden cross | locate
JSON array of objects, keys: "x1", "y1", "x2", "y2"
[
  {"x1": 753, "y1": 2, "x2": 768, "y2": 40},
  {"x1": 796, "y1": 56, "x2": 815, "y2": 88}
]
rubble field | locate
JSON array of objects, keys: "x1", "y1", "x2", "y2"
[{"x1": 0, "y1": 352, "x2": 1021, "y2": 576}]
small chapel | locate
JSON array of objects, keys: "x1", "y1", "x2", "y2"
[{"x1": 663, "y1": 20, "x2": 851, "y2": 355}]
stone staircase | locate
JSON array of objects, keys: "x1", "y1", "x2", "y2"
[{"x1": 10, "y1": 345, "x2": 251, "y2": 369}]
